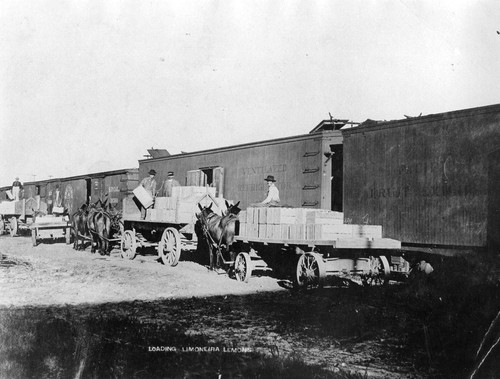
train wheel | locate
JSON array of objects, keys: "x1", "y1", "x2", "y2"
[
  {"x1": 295, "y1": 252, "x2": 326, "y2": 289},
  {"x1": 361, "y1": 256, "x2": 390, "y2": 286},
  {"x1": 234, "y1": 252, "x2": 252, "y2": 283},
  {"x1": 158, "y1": 227, "x2": 181, "y2": 267},
  {"x1": 121, "y1": 230, "x2": 137, "y2": 260},
  {"x1": 9, "y1": 217, "x2": 18, "y2": 237}
]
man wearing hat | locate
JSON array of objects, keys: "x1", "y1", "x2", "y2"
[
  {"x1": 11, "y1": 177, "x2": 23, "y2": 201},
  {"x1": 140, "y1": 169, "x2": 157, "y2": 219},
  {"x1": 252, "y1": 175, "x2": 280, "y2": 207},
  {"x1": 162, "y1": 172, "x2": 180, "y2": 197}
]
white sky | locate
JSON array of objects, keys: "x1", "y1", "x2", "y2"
[{"x1": 1, "y1": 0, "x2": 499, "y2": 186}]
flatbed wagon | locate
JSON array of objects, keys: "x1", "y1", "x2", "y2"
[
  {"x1": 30, "y1": 215, "x2": 72, "y2": 247},
  {"x1": 120, "y1": 186, "x2": 228, "y2": 267},
  {"x1": 0, "y1": 198, "x2": 40, "y2": 237},
  {"x1": 232, "y1": 207, "x2": 409, "y2": 287}
]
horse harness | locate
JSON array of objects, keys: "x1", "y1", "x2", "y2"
[{"x1": 198, "y1": 210, "x2": 237, "y2": 262}]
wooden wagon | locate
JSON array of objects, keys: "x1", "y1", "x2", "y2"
[
  {"x1": 0, "y1": 198, "x2": 40, "y2": 236},
  {"x1": 30, "y1": 215, "x2": 72, "y2": 247},
  {"x1": 120, "y1": 186, "x2": 230, "y2": 267},
  {"x1": 232, "y1": 207, "x2": 409, "y2": 287}
]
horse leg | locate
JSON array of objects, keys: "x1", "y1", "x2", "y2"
[
  {"x1": 102, "y1": 231, "x2": 109, "y2": 255},
  {"x1": 90, "y1": 233, "x2": 97, "y2": 253},
  {"x1": 208, "y1": 244, "x2": 214, "y2": 271}
]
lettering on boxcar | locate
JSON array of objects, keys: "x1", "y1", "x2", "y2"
[
  {"x1": 369, "y1": 182, "x2": 486, "y2": 199},
  {"x1": 237, "y1": 181, "x2": 293, "y2": 192},
  {"x1": 239, "y1": 164, "x2": 287, "y2": 176},
  {"x1": 108, "y1": 186, "x2": 119, "y2": 193}
]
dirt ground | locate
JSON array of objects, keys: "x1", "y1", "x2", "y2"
[
  {"x1": 0, "y1": 236, "x2": 284, "y2": 306},
  {"x1": 0, "y1": 235, "x2": 477, "y2": 378}
]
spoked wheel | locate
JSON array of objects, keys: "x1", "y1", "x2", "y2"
[
  {"x1": 9, "y1": 217, "x2": 18, "y2": 237},
  {"x1": 121, "y1": 230, "x2": 137, "y2": 260},
  {"x1": 234, "y1": 252, "x2": 252, "y2": 283},
  {"x1": 295, "y1": 252, "x2": 326, "y2": 289},
  {"x1": 361, "y1": 256, "x2": 390, "y2": 286},
  {"x1": 158, "y1": 227, "x2": 181, "y2": 267}
]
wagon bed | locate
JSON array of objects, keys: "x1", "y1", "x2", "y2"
[
  {"x1": 120, "y1": 187, "x2": 228, "y2": 266},
  {"x1": 232, "y1": 207, "x2": 408, "y2": 286}
]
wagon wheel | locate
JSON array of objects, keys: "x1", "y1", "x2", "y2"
[
  {"x1": 295, "y1": 252, "x2": 326, "y2": 289},
  {"x1": 31, "y1": 229, "x2": 37, "y2": 247},
  {"x1": 234, "y1": 252, "x2": 252, "y2": 283},
  {"x1": 361, "y1": 256, "x2": 390, "y2": 286},
  {"x1": 121, "y1": 230, "x2": 137, "y2": 260},
  {"x1": 9, "y1": 217, "x2": 18, "y2": 237},
  {"x1": 158, "y1": 227, "x2": 181, "y2": 267}
]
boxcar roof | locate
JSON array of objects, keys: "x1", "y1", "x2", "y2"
[
  {"x1": 139, "y1": 130, "x2": 342, "y2": 164},
  {"x1": 342, "y1": 103, "x2": 500, "y2": 135}
]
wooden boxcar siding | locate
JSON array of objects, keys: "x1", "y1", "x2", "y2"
[
  {"x1": 342, "y1": 104, "x2": 500, "y2": 248},
  {"x1": 18, "y1": 169, "x2": 138, "y2": 215},
  {"x1": 139, "y1": 133, "x2": 341, "y2": 209},
  {"x1": 487, "y1": 148, "x2": 500, "y2": 250}
]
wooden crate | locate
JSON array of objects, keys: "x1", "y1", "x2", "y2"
[{"x1": 306, "y1": 209, "x2": 344, "y2": 225}]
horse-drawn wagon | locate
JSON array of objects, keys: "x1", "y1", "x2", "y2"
[
  {"x1": 232, "y1": 207, "x2": 409, "y2": 287},
  {"x1": 0, "y1": 197, "x2": 45, "y2": 237},
  {"x1": 120, "y1": 185, "x2": 237, "y2": 268},
  {"x1": 0, "y1": 197, "x2": 71, "y2": 246},
  {"x1": 30, "y1": 214, "x2": 72, "y2": 247}
]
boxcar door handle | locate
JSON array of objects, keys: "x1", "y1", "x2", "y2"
[
  {"x1": 302, "y1": 201, "x2": 319, "y2": 207},
  {"x1": 303, "y1": 167, "x2": 319, "y2": 173}
]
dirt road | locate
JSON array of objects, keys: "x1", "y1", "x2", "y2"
[{"x1": 0, "y1": 236, "x2": 283, "y2": 306}]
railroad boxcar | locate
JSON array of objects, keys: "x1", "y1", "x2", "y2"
[
  {"x1": 138, "y1": 119, "x2": 351, "y2": 212},
  {"x1": 2, "y1": 168, "x2": 138, "y2": 216},
  {"x1": 341, "y1": 103, "x2": 500, "y2": 255}
]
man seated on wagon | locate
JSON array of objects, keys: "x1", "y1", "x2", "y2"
[
  {"x1": 251, "y1": 175, "x2": 280, "y2": 207},
  {"x1": 162, "y1": 171, "x2": 180, "y2": 197}
]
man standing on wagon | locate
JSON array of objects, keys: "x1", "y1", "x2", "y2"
[
  {"x1": 139, "y1": 169, "x2": 157, "y2": 219},
  {"x1": 11, "y1": 177, "x2": 23, "y2": 201},
  {"x1": 162, "y1": 171, "x2": 180, "y2": 197}
]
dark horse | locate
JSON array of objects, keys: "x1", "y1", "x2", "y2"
[
  {"x1": 87, "y1": 200, "x2": 122, "y2": 255},
  {"x1": 196, "y1": 201, "x2": 240, "y2": 271},
  {"x1": 72, "y1": 203, "x2": 89, "y2": 250},
  {"x1": 72, "y1": 199, "x2": 105, "y2": 251}
]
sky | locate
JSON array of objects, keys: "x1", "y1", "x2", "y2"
[{"x1": 1, "y1": 0, "x2": 499, "y2": 186}]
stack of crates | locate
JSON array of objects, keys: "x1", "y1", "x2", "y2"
[
  {"x1": 146, "y1": 186, "x2": 225, "y2": 224},
  {"x1": 238, "y1": 207, "x2": 383, "y2": 241}
]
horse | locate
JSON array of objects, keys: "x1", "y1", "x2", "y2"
[
  {"x1": 196, "y1": 202, "x2": 239, "y2": 271},
  {"x1": 87, "y1": 199, "x2": 122, "y2": 255},
  {"x1": 71, "y1": 204, "x2": 89, "y2": 250},
  {"x1": 89, "y1": 209, "x2": 112, "y2": 255},
  {"x1": 224, "y1": 200, "x2": 241, "y2": 216}
]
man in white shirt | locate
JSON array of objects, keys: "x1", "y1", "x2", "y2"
[
  {"x1": 11, "y1": 177, "x2": 23, "y2": 201},
  {"x1": 252, "y1": 175, "x2": 280, "y2": 207}
]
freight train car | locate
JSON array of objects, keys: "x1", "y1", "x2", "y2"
[
  {"x1": 138, "y1": 119, "x2": 351, "y2": 212},
  {"x1": 341, "y1": 103, "x2": 500, "y2": 256},
  {"x1": 1, "y1": 168, "x2": 138, "y2": 216}
]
